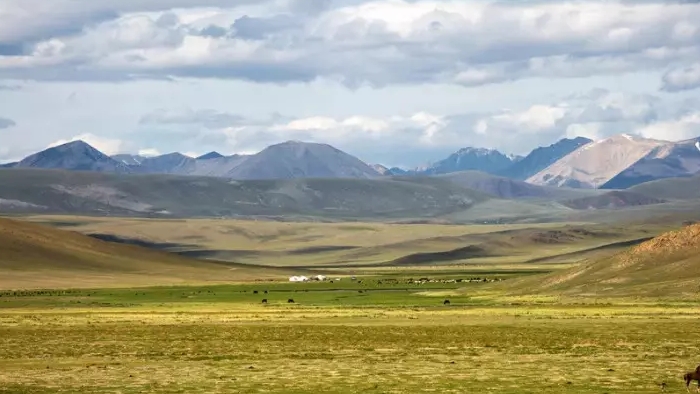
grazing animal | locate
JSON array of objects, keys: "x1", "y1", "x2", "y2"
[
  {"x1": 443, "y1": 299, "x2": 450, "y2": 305},
  {"x1": 253, "y1": 290, "x2": 258, "y2": 294},
  {"x1": 261, "y1": 299, "x2": 267, "y2": 304},
  {"x1": 684, "y1": 367, "x2": 700, "y2": 392},
  {"x1": 288, "y1": 299, "x2": 295, "y2": 303}
]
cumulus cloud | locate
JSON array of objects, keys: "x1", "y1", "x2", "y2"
[
  {"x1": 0, "y1": 117, "x2": 16, "y2": 129},
  {"x1": 469, "y1": 89, "x2": 662, "y2": 153},
  {"x1": 2, "y1": 1, "x2": 700, "y2": 87},
  {"x1": 130, "y1": 88, "x2": 694, "y2": 167},
  {"x1": 661, "y1": 63, "x2": 700, "y2": 91},
  {"x1": 637, "y1": 112, "x2": 700, "y2": 141},
  {"x1": 0, "y1": 0, "x2": 269, "y2": 47},
  {"x1": 134, "y1": 106, "x2": 469, "y2": 166},
  {"x1": 47, "y1": 133, "x2": 124, "y2": 155}
]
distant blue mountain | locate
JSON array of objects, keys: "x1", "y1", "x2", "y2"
[
  {"x1": 197, "y1": 151, "x2": 224, "y2": 160},
  {"x1": 14, "y1": 141, "x2": 131, "y2": 173},
  {"x1": 498, "y1": 137, "x2": 592, "y2": 180}
]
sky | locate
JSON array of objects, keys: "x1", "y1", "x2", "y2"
[{"x1": 2, "y1": 0, "x2": 700, "y2": 168}]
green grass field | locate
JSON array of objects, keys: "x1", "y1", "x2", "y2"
[{"x1": 1, "y1": 280, "x2": 699, "y2": 393}]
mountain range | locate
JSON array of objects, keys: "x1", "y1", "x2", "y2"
[{"x1": 2, "y1": 133, "x2": 699, "y2": 190}]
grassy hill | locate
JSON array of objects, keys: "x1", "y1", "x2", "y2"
[
  {"x1": 507, "y1": 222, "x2": 700, "y2": 297},
  {"x1": 437, "y1": 170, "x2": 600, "y2": 200},
  {"x1": 0, "y1": 168, "x2": 493, "y2": 220},
  {"x1": 20, "y1": 215, "x2": 661, "y2": 273},
  {"x1": 560, "y1": 190, "x2": 666, "y2": 210},
  {"x1": 1, "y1": 168, "x2": 698, "y2": 225},
  {"x1": 0, "y1": 217, "x2": 299, "y2": 289},
  {"x1": 629, "y1": 174, "x2": 700, "y2": 200}
]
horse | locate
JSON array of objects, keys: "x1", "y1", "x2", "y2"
[{"x1": 684, "y1": 366, "x2": 700, "y2": 392}]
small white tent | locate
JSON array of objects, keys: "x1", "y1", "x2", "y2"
[{"x1": 289, "y1": 275, "x2": 309, "y2": 282}]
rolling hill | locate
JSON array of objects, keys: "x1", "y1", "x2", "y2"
[
  {"x1": 629, "y1": 174, "x2": 700, "y2": 200},
  {"x1": 0, "y1": 217, "x2": 298, "y2": 289},
  {"x1": 510, "y1": 222, "x2": 700, "y2": 296},
  {"x1": 0, "y1": 168, "x2": 491, "y2": 220},
  {"x1": 560, "y1": 190, "x2": 666, "y2": 210},
  {"x1": 436, "y1": 170, "x2": 601, "y2": 200}
]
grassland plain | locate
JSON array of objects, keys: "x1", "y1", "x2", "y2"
[
  {"x1": 1, "y1": 281, "x2": 700, "y2": 393},
  {"x1": 3, "y1": 216, "x2": 700, "y2": 393}
]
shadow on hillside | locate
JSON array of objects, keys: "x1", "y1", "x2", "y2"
[
  {"x1": 384, "y1": 245, "x2": 497, "y2": 266},
  {"x1": 88, "y1": 233, "x2": 360, "y2": 263},
  {"x1": 87, "y1": 233, "x2": 198, "y2": 251},
  {"x1": 38, "y1": 220, "x2": 89, "y2": 228},
  {"x1": 523, "y1": 236, "x2": 654, "y2": 264}
]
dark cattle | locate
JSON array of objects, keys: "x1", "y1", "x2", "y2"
[
  {"x1": 261, "y1": 299, "x2": 268, "y2": 304},
  {"x1": 288, "y1": 299, "x2": 295, "y2": 303},
  {"x1": 443, "y1": 299, "x2": 450, "y2": 305},
  {"x1": 253, "y1": 290, "x2": 258, "y2": 294},
  {"x1": 264, "y1": 290, "x2": 268, "y2": 294}
]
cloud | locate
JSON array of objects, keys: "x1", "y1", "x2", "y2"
[
  {"x1": 0, "y1": 83, "x2": 20, "y2": 90},
  {"x1": 137, "y1": 148, "x2": 161, "y2": 157},
  {"x1": 661, "y1": 63, "x2": 700, "y2": 91},
  {"x1": 47, "y1": 133, "x2": 124, "y2": 155},
  {"x1": 0, "y1": 0, "x2": 269, "y2": 48},
  {"x1": 2, "y1": 1, "x2": 700, "y2": 87},
  {"x1": 469, "y1": 89, "x2": 662, "y2": 153},
  {"x1": 0, "y1": 117, "x2": 16, "y2": 129},
  {"x1": 637, "y1": 112, "x2": 700, "y2": 141},
  {"x1": 131, "y1": 88, "x2": 687, "y2": 167},
  {"x1": 139, "y1": 108, "x2": 247, "y2": 128}
]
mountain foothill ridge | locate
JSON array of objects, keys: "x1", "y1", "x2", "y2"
[{"x1": 2, "y1": 133, "x2": 699, "y2": 191}]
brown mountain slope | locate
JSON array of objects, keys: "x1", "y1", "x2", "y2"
[
  {"x1": 508, "y1": 223, "x2": 700, "y2": 297},
  {"x1": 0, "y1": 217, "x2": 296, "y2": 289},
  {"x1": 527, "y1": 134, "x2": 669, "y2": 189}
]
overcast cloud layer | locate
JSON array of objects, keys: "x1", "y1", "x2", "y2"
[{"x1": 1, "y1": 0, "x2": 700, "y2": 167}]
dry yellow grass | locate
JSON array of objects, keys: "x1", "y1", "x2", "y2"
[
  {"x1": 0, "y1": 299, "x2": 698, "y2": 393},
  {"x1": 0, "y1": 217, "x2": 300, "y2": 289},
  {"x1": 18, "y1": 215, "x2": 657, "y2": 269},
  {"x1": 507, "y1": 223, "x2": 700, "y2": 297},
  {"x1": 23, "y1": 215, "x2": 570, "y2": 249}
]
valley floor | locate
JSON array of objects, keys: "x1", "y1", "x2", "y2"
[{"x1": 1, "y1": 281, "x2": 699, "y2": 393}]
